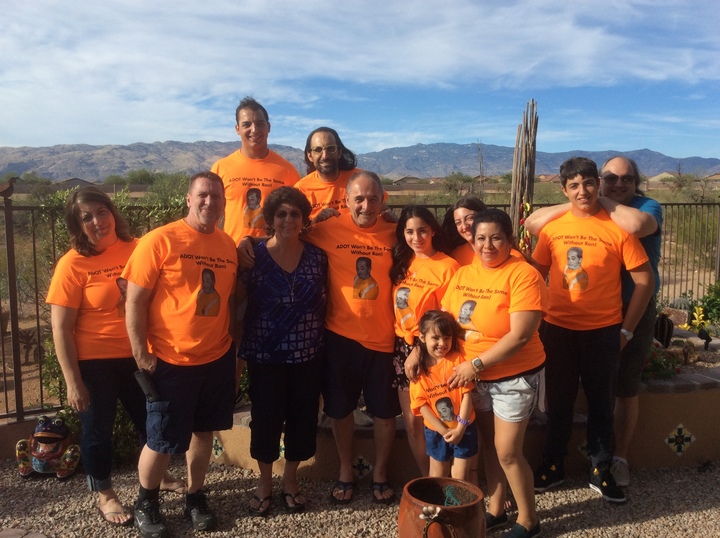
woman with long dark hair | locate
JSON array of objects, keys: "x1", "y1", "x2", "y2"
[
  {"x1": 390, "y1": 205, "x2": 458, "y2": 476},
  {"x1": 441, "y1": 196, "x2": 488, "y2": 266}
]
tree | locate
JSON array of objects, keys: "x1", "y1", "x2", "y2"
[{"x1": 442, "y1": 172, "x2": 478, "y2": 197}]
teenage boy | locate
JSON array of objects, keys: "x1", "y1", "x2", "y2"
[{"x1": 529, "y1": 157, "x2": 654, "y2": 503}]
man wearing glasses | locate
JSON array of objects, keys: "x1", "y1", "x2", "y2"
[
  {"x1": 526, "y1": 157, "x2": 654, "y2": 504},
  {"x1": 295, "y1": 127, "x2": 363, "y2": 222},
  {"x1": 296, "y1": 127, "x2": 393, "y2": 224},
  {"x1": 598, "y1": 156, "x2": 661, "y2": 488},
  {"x1": 212, "y1": 96, "x2": 300, "y2": 244}
]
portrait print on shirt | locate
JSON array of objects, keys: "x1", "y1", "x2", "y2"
[
  {"x1": 116, "y1": 277, "x2": 128, "y2": 318},
  {"x1": 435, "y1": 397, "x2": 456, "y2": 425},
  {"x1": 563, "y1": 247, "x2": 589, "y2": 290},
  {"x1": 457, "y1": 299, "x2": 480, "y2": 343},
  {"x1": 196, "y1": 268, "x2": 221, "y2": 316},
  {"x1": 395, "y1": 286, "x2": 415, "y2": 330},
  {"x1": 243, "y1": 187, "x2": 265, "y2": 231},
  {"x1": 353, "y1": 256, "x2": 379, "y2": 300}
]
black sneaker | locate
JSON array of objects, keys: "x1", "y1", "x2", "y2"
[
  {"x1": 589, "y1": 466, "x2": 626, "y2": 503},
  {"x1": 134, "y1": 498, "x2": 166, "y2": 538},
  {"x1": 533, "y1": 462, "x2": 564, "y2": 493},
  {"x1": 184, "y1": 490, "x2": 217, "y2": 531},
  {"x1": 486, "y1": 510, "x2": 509, "y2": 531}
]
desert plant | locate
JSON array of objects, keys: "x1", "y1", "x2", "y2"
[
  {"x1": 679, "y1": 306, "x2": 708, "y2": 332},
  {"x1": 642, "y1": 343, "x2": 681, "y2": 381}
]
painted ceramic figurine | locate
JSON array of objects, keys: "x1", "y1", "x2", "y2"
[{"x1": 16, "y1": 415, "x2": 80, "y2": 478}]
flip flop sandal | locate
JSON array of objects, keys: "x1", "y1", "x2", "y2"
[
  {"x1": 371, "y1": 481, "x2": 396, "y2": 504},
  {"x1": 248, "y1": 494, "x2": 272, "y2": 517},
  {"x1": 96, "y1": 505, "x2": 133, "y2": 527},
  {"x1": 282, "y1": 491, "x2": 306, "y2": 513},
  {"x1": 330, "y1": 480, "x2": 355, "y2": 505}
]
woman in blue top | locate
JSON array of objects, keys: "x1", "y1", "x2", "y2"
[{"x1": 238, "y1": 187, "x2": 328, "y2": 517}]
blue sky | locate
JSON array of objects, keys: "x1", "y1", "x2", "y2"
[{"x1": 2, "y1": 0, "x2": 719, "y2": 158}]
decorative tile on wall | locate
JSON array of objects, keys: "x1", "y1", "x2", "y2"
[
  {"x1": 353, "y1": 455, "x2": 373, "y2": 480},
  {"x1": 212, "y1": 436, "x2": 225, "y2": 459},
  {"x1": 665, "y1": 424, "x2": 695, "y2": 456}
]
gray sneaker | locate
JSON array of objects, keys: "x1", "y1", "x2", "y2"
[
  {"x1": 184, "y1": 490, "x2": 217, "y2": 531},
  {"x1": 611, "y1": 459, "x2": 630, "y2": 487},
  {"x1": 134, "y1": 498, "x2": 166, "y2": 538}
]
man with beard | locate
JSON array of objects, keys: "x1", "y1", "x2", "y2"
[{"x1": 295, "y1": 127, "x2": 363, "y2": 222}]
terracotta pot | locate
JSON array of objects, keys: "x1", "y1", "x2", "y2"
[{"x1": 398, "y1": 477, "x2": 486, "y2": 538}]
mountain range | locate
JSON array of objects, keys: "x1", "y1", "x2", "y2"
[{"x1": 1, "y1": 141, "x2": 718, "y2": 181}]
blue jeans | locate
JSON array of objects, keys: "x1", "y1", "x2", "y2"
[
  {"x1": 540, "y1": 321, "x2": 621, "y2": 470},
  {"x1": 78, "y1": 358, "x2": 146, "y2": 491}
]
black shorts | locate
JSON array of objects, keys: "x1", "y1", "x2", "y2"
[
  {"x1": 322, "y1": 330, "x2": 401, "y2": 420},
  {"x1": 617, "y1": 299, "x2": 656, "y2": 398}
]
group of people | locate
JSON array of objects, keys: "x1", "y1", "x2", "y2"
[{"x1": 46, "y1": 95, "x2": 661, "y2": 538}]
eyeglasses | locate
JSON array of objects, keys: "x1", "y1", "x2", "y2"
[
  {"x1": 275, "y1": 210, "x2": 302, "y2": 219},
  {"x1": 309, "y1": 145, "x2": 339, "y2": 156},
  {"x1": 601, "y1": 173, "x2": 636, "y2": 185}
]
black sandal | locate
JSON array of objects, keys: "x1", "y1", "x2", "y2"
[
  {"x1": 248, "y1": 494, "x2": 272, "y2": 517},
  {"x1": 282, "y1": 491, "x2": 306, "y2": 513},
  {"x1": 330, "y1": 480, "x2": 355, "y2": 504},
  {"x1": 371, "y1": 481, "x2": 395, "y2": 504}
]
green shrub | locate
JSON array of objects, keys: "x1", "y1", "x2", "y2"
[{"x1": 699, "y1": 281, "x2": 720, "y2": 325}]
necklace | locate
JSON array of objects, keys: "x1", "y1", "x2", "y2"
[
  {"x1": 266, "y1": 238, "x2": 303, "y2": 303},
  {"x1": 411, "y1": 252, "x2": 435, "y2": 278},
  {"x1": 282, "y1": 269, "x2": 298, "y2": 303}
]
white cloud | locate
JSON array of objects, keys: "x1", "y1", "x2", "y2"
[{"x1": 1, "y1": 0, "x2": 719, "y2": 157}]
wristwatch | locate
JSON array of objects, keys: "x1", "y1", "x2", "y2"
[
  {"x1": 620, "y1": 328, "x2": 634, "y2": 341},
  {"x1": 472, "y1": 357, "x2": 485, "y2": 372}
]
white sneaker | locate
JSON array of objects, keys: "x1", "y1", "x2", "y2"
[{"x1": 611, "y1": 459, "x2": 630, "y2": 487}]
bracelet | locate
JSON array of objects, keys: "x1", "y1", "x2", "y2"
[{"x1": 456, "y1": 415, "x2": 471, "y2": 427}]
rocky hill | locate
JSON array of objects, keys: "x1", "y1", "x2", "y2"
[{"x1": 0, "y1": 141, "x2": 718, "y2": 181}]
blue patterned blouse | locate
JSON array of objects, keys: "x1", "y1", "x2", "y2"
[{"x1": 238, "y1": 240, "x2": 327, "y2": 364}]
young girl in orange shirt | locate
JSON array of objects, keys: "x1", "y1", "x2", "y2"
[{"x1": 409, "y1": 311, "x2": 478, "y2": 480}]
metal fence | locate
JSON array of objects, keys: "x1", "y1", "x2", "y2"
[{"x1": 2, "y1": 200, "x2": 718, "y2": 421}]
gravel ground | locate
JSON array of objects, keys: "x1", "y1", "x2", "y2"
[{"x1": 2, "y1": 458, "x2": 720, "y2": 537}]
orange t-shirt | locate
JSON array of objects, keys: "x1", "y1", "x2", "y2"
[
  {"x1": 305, "y1": 213, "x2": 395, "y2": 352},
  {"x1": 532, "y1": 208, "x2": 649, "y2": 330},
  {"x1": 442, "y1": 256, "x2": 547, "y2": 381},
  {"x1": 409, "y1": 351, "x2": 476, "y2": 430},
  {"x1": 211, "y1": 149, "x2": 300, "y2": 242},
  {"x1": 451, "y1": 243, "x2": 476, "y2": 267},
  {"x1": 393, "y1": 252, "x2": 459, "y2": 345},
  {"x1": 46, "y1": 239, "x2": 138, "y2": 360},
  {"x1": 295, "y1": 168, "x2": 361, "y2": 219},
  {"x1": 122, "y1": 220, "x2": 238, "y2": 366}
]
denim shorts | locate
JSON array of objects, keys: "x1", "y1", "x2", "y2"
[
  {"x1": 424, "y1": 424, "x2": 478, "y2": 461},
  {"x1": 472, "y1": 371, "x2": 542, "y2": 423}
]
